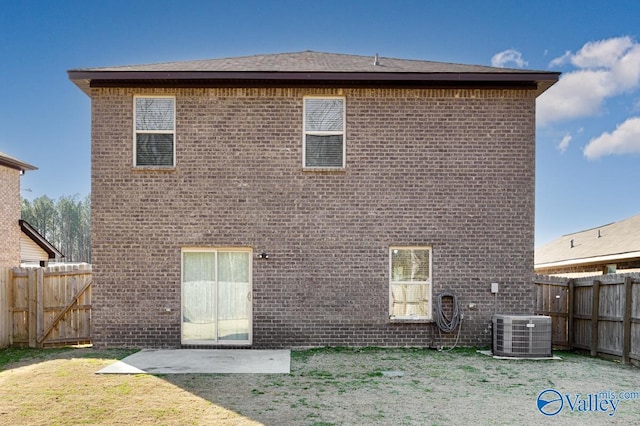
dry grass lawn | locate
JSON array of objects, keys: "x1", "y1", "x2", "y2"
[{"x1": 1, "y1": 346, "x2": 639, "y2": 425}]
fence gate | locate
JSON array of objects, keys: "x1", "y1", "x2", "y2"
[
  {"x1": 534, "y1": 276, "x2": 571, "y2": 349},
  {"x1": 9, "y1": 264, "x2": 92, "y2": 347}
]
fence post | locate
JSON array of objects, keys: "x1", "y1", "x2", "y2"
[
  {"x1": 623, "y1": 276, "x2": 632, "y2": 364},
  {"x1": 591, "y1": 280, "x2": 601, "y2": 357},
  {"x1": 0, "y1": 268, "x2": 8, "y2": 348},
  {"x1": 568, "y1": 279, "x2": 574, "y2": 350}
]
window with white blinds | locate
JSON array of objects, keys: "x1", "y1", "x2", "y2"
[
  {"x1": 303, "y1": 97, "x2": 345, "y2": 168},
  {"x1": 134, "y1": 96, "x2": 175, "y2": 167}
]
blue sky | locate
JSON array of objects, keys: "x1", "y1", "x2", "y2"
[{"x1": 2, "y1": 0, "x2": 640, "y2": 247}]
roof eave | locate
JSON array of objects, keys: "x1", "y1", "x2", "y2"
[
  {"x1": 535, "y1": 250, "x2": 640, "y2": 270},
  {"x1": 68, "y1": 70, "x2": 559, "y2": 97},
  {"x1": 19, "y1": 220, "x2": 64, "y2": 259},
  {"x1": 0, "y1": 157, "x2": 37, "y2": 172}
]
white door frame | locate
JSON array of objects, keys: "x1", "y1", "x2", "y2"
[{"x1": 181, "y1": 247, "x2": 252, "y2": 345}]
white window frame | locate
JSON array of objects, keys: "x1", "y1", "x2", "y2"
[
  {"x1": 302, "y1": 96, "x2": 346, "y2": 169},
  {"x1": 133, "y1": 95, "x2": 176, "y2": 167},
  {"x1": 389, "y1": 246, "x2": 432, "y2": 321},
  {"x1": 181, "y1": 247, "x2": 253, "y2": 346}
]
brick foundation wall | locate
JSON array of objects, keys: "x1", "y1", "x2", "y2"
[
  {"x1": 91, "y1": 87, "x2": 536, "y2": 348},
  {"x1": 0, "y1": 166, "x2": 21, "y2": 269}
]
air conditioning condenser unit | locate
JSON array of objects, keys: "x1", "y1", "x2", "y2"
[{"x1": 492, "y1": 314, "x2": 552, "y2": 358}]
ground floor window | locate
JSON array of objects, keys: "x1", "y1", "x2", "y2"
[
  {"x1": 389, "y1": 246, "x2": 432, "y2": 320},
  {"x1": 181, "y1": 248, "x2": 252, "y2": 345}
]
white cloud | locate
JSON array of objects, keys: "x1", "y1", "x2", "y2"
[
  {"x1": 584, "y1": 116, "x2": 640, "y2": 159},
  {"x1": 549, "y1": 51, "x2": 572, "y2": 67},
  {"x1": 537, "y1": 69, "x2": 612, "y2": 123},
  {"x1": 537, "y1": 36, "x2": 640, "y2": 126},
  {"x1": 491, "y1": 49, "x2": 527, "y2": 68},
  {"x1": 570, "y1": 36, "x2": 634, "y2": 69},
  {"x1": 558, "y1": 133, "x2": 572, "y2": 153}
]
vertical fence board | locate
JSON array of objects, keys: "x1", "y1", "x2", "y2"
[
  {"x1": 632, "y1": 322, "x2": 640, "y2": 361},
  {"x1": 632, "y1": 281, "x2": 640, "y2": 362},
  {"x1": 590, "y1": 280, "x2": 600, "y2": 356},
  {"x1": 36, "y1": 267, "x2": 44, "y2": 347},
  {"x1": 28, "y1": 268, "x2": 37, "y2": 348},
  {"x1": 573, "y1": 284, "x2": 592, "y2": 350},
  {"x1": 533, "y1": 277, "x2": 570, "y2": 349},
  {"x1": 50, "y1": 267, "x2": 62, "y2": 341},
  {"x1": 598, "y1": 320, "x2": 622, "y2": 355},
  {"x1": 597, "y1": 282, "x2": 624, "y2": 356},
  {"x1": 623, "y1": 277, "x2": 632, "y2": 364},
  {"x1": 11, "y1": 269, "x2": 28, "y2": 343},
  {"x1": 568, "y1": 279, "x2": 574, "y2": 351}
]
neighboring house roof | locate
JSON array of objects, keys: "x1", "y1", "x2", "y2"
[
  {"x1": 535, "y1": 213, "x2": 640, "y2": 270},
  {"x1": 19, "y1": 220, "x2": 64, "y2": 260},
  {"x1": 0, "y1": 151, "x2": 37, "y2": 172},
  {"x1": 68, "y1": 50, "x2": 559, "y2": 97}
]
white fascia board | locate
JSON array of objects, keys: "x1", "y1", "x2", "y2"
[{"x1": 535, "y1": 250, "x2": 640, "y2": 269}]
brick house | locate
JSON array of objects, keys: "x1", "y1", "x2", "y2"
[
  {"x1": 0, "y1": 151, "x2": 37, "y2": 269},
  {"x1": 68, "y1": 51, "x2": 558, "y2": 348}
]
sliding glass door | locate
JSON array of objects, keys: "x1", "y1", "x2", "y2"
[{"x1": 181, "y1": 248, "x2": 252, "y2": 345}]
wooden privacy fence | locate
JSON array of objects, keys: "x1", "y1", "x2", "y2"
[
  {"x1": 535, "y1": 273, "x2": 640, "y2": 365},
  {"x1": 0, "y1": 268, "x2": 10, "y2": 348},
  {"x1": 0, "y1": 264, "x2": 92, "y2": 348}
]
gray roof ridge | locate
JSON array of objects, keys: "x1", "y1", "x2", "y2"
[
  {"x1": 560, "y1": 221, "x2": 617, "y2": 238},
  {"x1": 559, "y1": 213, "x2": 640, "y2": 238}
]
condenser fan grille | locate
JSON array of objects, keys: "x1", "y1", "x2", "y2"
[{"x1": 493, "y1": 314, "x2": 552, "y2": 358}]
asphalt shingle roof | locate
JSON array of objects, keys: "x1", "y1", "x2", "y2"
[
  {"x1": 73, "y1": 51, "x2": 541, "y2": 74},
  {"x1": 68, "y1": 51, "x2": 559, "y2": 96},
  {"x1": 535, "y1": 213, "x2": 640, "y2": 267}
]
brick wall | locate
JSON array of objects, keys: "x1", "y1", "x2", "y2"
[
  {"x1": 91, "y1": 87, "x2": 536, "y2": 348},
  {"x1": 0, "y1": 166, "x2": 21, "y2": 269}
]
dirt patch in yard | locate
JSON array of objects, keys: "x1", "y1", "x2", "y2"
[{"x1": 1, "y1": 347, "x2": 639, "y2": 425}]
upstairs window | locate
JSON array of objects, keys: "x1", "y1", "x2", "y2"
[
  {"x1": 134, "y1": 96, "x2": 175, "y2": 167},
  {"x1": 303, "y1": 97, "x2": 345, "y2": 168},
  {"x1": 389, "y1": 247, "x2": 432, "y2": 320}
]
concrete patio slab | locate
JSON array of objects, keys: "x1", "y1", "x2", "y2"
[{"x1": 96, "y1": 349, "x2": 291, "y2": 374}]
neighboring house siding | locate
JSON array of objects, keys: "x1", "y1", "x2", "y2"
[
  {"x1": 0, "y1": 166, "x2": 21, "y2": 269},
  {"x1": 91, "y1": 87, "x2": 536, "y2": 348},
  {"x1": 19, "y1": 233, "x2": 49, "y2": 263}
]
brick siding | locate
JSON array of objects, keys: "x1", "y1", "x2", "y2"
[
  {"x1": 0, "y1": 166, "x2": 21, "y2": 269},
  {"x1": 91, "y1": 87, "x2": 536, "y2": 348}
]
